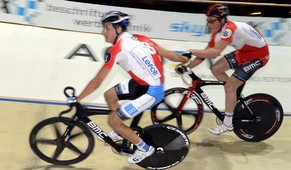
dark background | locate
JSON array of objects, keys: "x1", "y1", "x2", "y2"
[{"x1": 66, "y1": 0, "x2": 290, "y2": 18}]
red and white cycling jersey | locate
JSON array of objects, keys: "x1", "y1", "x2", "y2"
[
  {"x1": 208, "y1": 21, "x2": 269, "y2": 61},
  {"x1": 104, "y1": 32, "x2": 164, "y2": 86}
]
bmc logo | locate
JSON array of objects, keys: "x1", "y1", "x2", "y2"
[{"x1": 243, "y1": 60, "x2": 261, "y2": 72}]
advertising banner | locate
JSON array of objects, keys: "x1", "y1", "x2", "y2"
[
  {"x1": 0, "y1": 22, "x2": 290, "y2": 112},
  {"x1": 1, "y1": 0, "x2": 291, "y2": 45}
]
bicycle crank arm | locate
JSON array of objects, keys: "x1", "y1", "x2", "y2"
[{"x1": 233, "y1": 117, "x2": 261, "y2": 123}]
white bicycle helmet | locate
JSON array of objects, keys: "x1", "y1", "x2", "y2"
[{"x1": 101, "y1": 11, "x2": 130, "y2": 28}]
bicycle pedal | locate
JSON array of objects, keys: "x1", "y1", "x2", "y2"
[
  {"x1": 111, "y1": 148, "x2": 133, "y2": 156},
  {"x1": 119, "y1": 152, "x2": 132, "y2": 156}
]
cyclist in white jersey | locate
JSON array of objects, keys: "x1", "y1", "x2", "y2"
[
  {"x1": 74, "y1": 11, "x2": 190, "y2": 163},
  {"x1": 179, "y1": 4, "x2": 269, "y2": 135}
]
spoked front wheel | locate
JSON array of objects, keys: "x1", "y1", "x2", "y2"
[
  {"x1": 151, "y1": 87, "x2": 204, "y2": 134},
  {"x1": 29, "y1": 117, "x2": 95, "y2": 165},
  {"x1": 137, "y1": 124, "x2": 190, "y2": 169},
  {"x1": 233, "y1": 93, "x2": 284, "y2": 142}
]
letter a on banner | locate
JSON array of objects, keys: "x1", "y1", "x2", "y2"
[
  {"x1": 2, "y1": 0, "x2": 10, "y2": 13},
  {"x1": 66, "y1": 44, "x2": 98, "y2": 61}
]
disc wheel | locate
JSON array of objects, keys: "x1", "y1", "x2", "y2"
[
  {"x1": 137, "y1": 124, "x2": 190, "y2": 169},
  {"x1": 233, "y1": 93, "x2": 284, "y2": 142}
]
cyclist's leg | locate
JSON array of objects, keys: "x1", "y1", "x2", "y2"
[
  {"x1": 210, "y1": 52, "x2": 239, "y2": 115},
  {"x1": 105, "y1": 79, "x2": 147, "y2": 142},
  {"x1": 209, "y1": 53, "x2": 238, "y2": 134},
  {"x1": 229, "y1": 55, "x2": 268, "y2": 113},
  {"x1": 104, "y1": 86, "x2": 119, "y2": 110},
  {"x1": 120, "y1": 86, "x2": 163, "y2": 163},
  {"x1": 210, "y1": 51, "x2": 268, "y2": 135},
  {"x1": 210, "y1": 54, "x2": 231, "y2": 81},
  {"x1": 112, "y1": 83, "x2": 164, "y2": 138},
  {"x1": 110, "y1": 93, "x2": 157, "y2": 143},
  {"x1": 108, "y1": 111, "x2": 141, "y2": 143},
  {"x1": 226, "y1": 57, "x2": 267, "y2": 120},
  {"x1": 106, "y1": 79, "x2": 163, "y2": 163},
  {"x1": 224, "y1": 76, "x2": 244, "y2": 112}
]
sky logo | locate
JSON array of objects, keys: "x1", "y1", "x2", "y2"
[{"x1": 169, "y1": 22, "x2": 208, "y2": 36}]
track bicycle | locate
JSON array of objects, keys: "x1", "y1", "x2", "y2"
[
  {"x1": 29, "y1": 86, "x2": 190, "y2": 169},
  {"x1": 151, "y1": 65, "x2": 284, "y2": 142}
]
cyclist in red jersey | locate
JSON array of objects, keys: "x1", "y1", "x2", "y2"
[
  {"x1": 74, "y1": 11, "x2": 189, "y2": 163},
  {"x1": 183, "y1": 4, "x2": 269, "y2": 135}
]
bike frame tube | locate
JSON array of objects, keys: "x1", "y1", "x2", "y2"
[
  {"x1": 67, "y1": 104, "x2": 144, "y2": 153},
  {"x1": 80, "y1": 116, "x2": 123, "y2": 152},
  {"x1": 190, "y1": 79, "x2": 226, "y2": 121},
  {"x1": 61, "y1": 87, "x2": 141, "y2": 154},
  {"x1": 185, "y1": 71, "x2": 245, "y2": 121},
  {"x1": 180, "y1": 80, "x2": 199, "y2": 110},
  {"x1": 83, "y1": 107, "x2": 111, "y2": 116},
  {"x1": 192, "y1": 80, "x2": 257, "y2": 123}
]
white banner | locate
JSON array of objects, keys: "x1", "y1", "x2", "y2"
[
  {"x1": 0, "y1": 22, "x2": 290, "y2": 113},
  {"x1": 1, "y1": 0, "x2": 291, "y2": 45}
]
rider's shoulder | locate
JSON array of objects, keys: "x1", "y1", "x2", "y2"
[
  {"x1": 132, "y1": 34, "x2": 150, "y2": 41},
  {"x1": 132, "y1": 34, "x2": 158, "y2": 48},
  {"x1": 225, "y1": 20, "x2": 238, "y2": 30},
  {"x1": 226, "y1": 20, "x2": 251, "y2": 30}
]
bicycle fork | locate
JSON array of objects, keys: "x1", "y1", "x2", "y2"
[{"x1": 175, "y1": 89, "x2": 195, "y2": 128}]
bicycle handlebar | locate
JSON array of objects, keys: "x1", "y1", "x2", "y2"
[
  {"x1": 64, "y1": 86, "x2": 76, "y2": 98},
  {"x1": 62, "y1": 86, "x2": 80, "y2": 113},
  {"x1": 176, "y1": 64, "x2": 201, "y2": 86}
]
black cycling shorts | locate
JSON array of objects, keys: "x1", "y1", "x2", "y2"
[{"x1": 224, "y1": 51, "x2": 267, "y2": 82}]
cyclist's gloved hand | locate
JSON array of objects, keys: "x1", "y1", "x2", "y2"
[
  {"x1": 175, "y1": 64, "x2": 188, "y2": 75},
  {"x1": 67, "y1": 96, "x2": 77, "y2": 105},
  {"x1": 182, "y1": 51, "x2": 192, "y2": 60}
]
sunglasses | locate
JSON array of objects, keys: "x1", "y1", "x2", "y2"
[{"x1": 207, "y1": 18, "x2": 218, "y2": 24}]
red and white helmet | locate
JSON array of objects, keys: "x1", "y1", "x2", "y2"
[{"x1": 206, "y1": 4, "x2": 230, "y2": 18}]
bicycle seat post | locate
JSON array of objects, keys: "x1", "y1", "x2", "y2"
[
  {"x1": 129, "y1": 112, "x2": 143, "y2": 129},
  {"x1": 236, "y1": 83, "x2": 245, "y2": 99}
]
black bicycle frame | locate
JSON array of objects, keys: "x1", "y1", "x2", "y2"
[
  {"x1": 190, "y1": 80, "x2": 225, "y2": 121},
  {"x1": 60, "y1": 103, "x2": 144, "y2": 154},
  {"x1": 185, "y1": 72, "x2": 245, "y2": 121}
]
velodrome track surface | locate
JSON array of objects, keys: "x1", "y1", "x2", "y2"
[{"x1": 0, "y1": 98, "x2": 290, "y2": 170}]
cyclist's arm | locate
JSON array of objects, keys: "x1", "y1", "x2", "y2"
[
  {"x1": 187, "y1": 57, "x2": 205, "y2": 68},
  {"x1": 187, "y1": 44, "x2": 209, "y2": 68},
  {"x1": 189, "y1": 40, "x2": 229, "y2": 59},
  {"x1": 77, "y1": 66, "x2": 110, "y2": 102},
  {"x1": 156, "y1": 45, "x2": 189, "y2": 63},
  {"x1": 187, "y1": 40, "x2": 229, "y2": 69}
]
